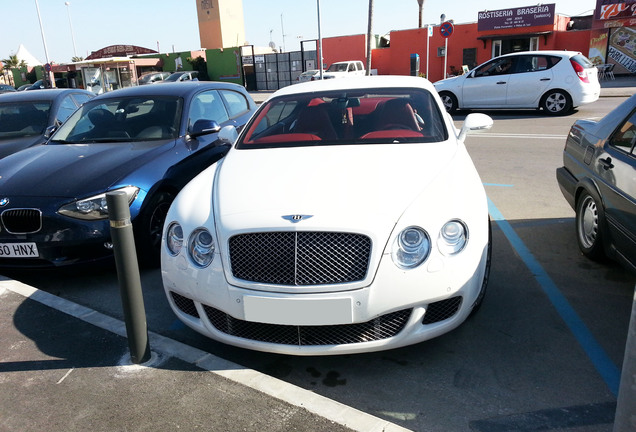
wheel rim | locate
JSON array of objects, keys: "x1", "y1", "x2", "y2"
[
  {"x1": 441, "y1": 95, "x2": 453, "y2": 111},
  {"x1": 545, "y1": 92, "x2": 566, "y2": 112},
  {"x1": 148, "y1": 201, "x2": 171, "y2": 249},
  {"x1": 578, "y1": 195, "x2": 598, "y2": 249}
]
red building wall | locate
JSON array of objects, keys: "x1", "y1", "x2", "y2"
[
  {"x1": 359, "y1": 18, "x2": 592, "y2": 82},
  {"x1": 321, "y1": 34, "x2": 368, "y2": 70}
]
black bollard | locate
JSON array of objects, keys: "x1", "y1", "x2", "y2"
[{"x1": 106, "y1": 191, "x2": 151, "y2": 364}]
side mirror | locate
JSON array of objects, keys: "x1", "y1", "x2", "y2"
[
  {"x1": 457, "y1": 113, "x2": 493, "y2": 142},
  {"x1": 189, "y1": 119, "x2": 221, "y2": 138},
  {"x1": 218, "y1": 125, "x2": 238, "y2": 145},
  {"x1": 44, "y1": 125, "x2": 57, "y2": 139}
]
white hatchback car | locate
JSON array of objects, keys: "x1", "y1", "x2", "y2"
[
  {"x1": 161, "y1": 76, "x2": 493, "y2": 355},
  {"x1": 433, "y1": 50, "x2": 600, "y2": 115}
]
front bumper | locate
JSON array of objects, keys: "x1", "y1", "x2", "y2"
[
  {"x1": 162, "y1": 242, "x2": 489, "y2": 355},
  {"x1": 0, "y1": 202, "x2": 114, "y2": 268}
]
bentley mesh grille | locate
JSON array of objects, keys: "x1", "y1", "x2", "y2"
[
  {"x1": 171, "y1": 291, "x2": 200, "y2": 318},
  {"x1": 1, "y1": 209, "x2": 42, "y2": 234},
  {"x1": 422, "y1": 296, "x2": 462, "y2": 324},
  {"x1": 228, "y1": 231, "x2": 372, "y2": 285},
  {"x1": 204, "y1": 305, "x2": 411, "y2": 346}
]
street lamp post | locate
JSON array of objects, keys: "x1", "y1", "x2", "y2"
[
  {"x1": 65, "y1": 2, "x2": 78, "y2": 59},
  {"x1": 34, "y1": 0, "x2": 55, "y2": 88}
]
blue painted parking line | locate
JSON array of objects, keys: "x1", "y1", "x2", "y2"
[
  {"x1": 169, "y1": 319, "x2": 186, "y2": 331},
  {"x1": 487, "y1": 197, "x2": 621, "y2": 396},
  {"x1": 483, "y1": 183, "x2": 514, "y2": 187}
]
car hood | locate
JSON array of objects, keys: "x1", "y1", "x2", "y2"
[
  {"x1": 0, "y1": 140, "x2": 174, "y2": 198},
  {"x1": 214, "y1": 142, "x2": 458, "y2": 234},
  {"x1": 0, "y1": 135, "x2": 44, "y2": 159},
  {"x1": 433, "y1": 75, "x2": 464, "y2": 89}
]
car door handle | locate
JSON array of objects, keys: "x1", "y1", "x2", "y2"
[
  {"x1": 599, "y1": 157, "x2": 614, "y2": 170},
  {"x1": 540, "y1": 78, "x2": 551, "y2": 81},
  {"x1": 496, "y1": 81, "x2": 507, "y2": 85}
]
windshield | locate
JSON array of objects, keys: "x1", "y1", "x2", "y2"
[
  {"x1": 327, "y1": 63, "x2": 349, "y2": 72},
  {"x1": 51, "y1": 96, "x2": 183, "y2": 143},
  {"x1": 239, "y1": 88, "x2": 448, "y2": 149},
  {"x1": 164, "y1": 73, "x2": 186, "y2": 82},
  {"x1": 0, "y1": 101, "x2": 50, "y2": 139}
]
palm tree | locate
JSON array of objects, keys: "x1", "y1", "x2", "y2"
[
  {"x1": 2, "y1": 54, "x2": 27, "y2": 69},
  {"x1": 366, "y1": 0, "x2": 374, "y2": 75},
  {"x1": 1, "y1": 55, "x2": 26, "y2": 86},
  {"x1": 71, "y1": 56, "x2": 84, "y2": 63},
  {"x1": 417, "y1": 0, "x2": 425, "y2": 28}
]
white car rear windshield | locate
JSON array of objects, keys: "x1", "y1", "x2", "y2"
[{"x1": 238, "y1": 88, "x2": 448, "y2": 148}]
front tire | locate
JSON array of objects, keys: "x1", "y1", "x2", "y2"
[
  {"x1": 575, "y1": 190, "x2": 606, "y2": 260},
  {"x1": 135, "y1": 190, "x2": 175, "y2": 267},
  {"x1": 470, "y1": 218, "x2": 492, "y2": 316},
  {"x1": 541, "y1": 90, "x2": 572, "y2": 115},
  {"x1": 439, "y1": 91, "x2": 458, "y2": 113}
]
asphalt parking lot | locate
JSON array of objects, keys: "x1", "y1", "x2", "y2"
[{"x1": 1, "y1": 81, "x2": 635, "y2": 432}]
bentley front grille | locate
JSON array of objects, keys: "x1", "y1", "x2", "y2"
[
  {"x1": 1, "y1": 209, "x2": 42, "y2": 234},
  {"x1": 204, "y1": 305, "x2": 411, "y2": 346},
  {"x1": 228, "y1": 231, "x2": 371, "y2": 286}
]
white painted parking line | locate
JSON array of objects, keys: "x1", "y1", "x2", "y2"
[
  {"x1": 469, "y1": 133, "x2": 566, "y2": 139},
  {"x1": 0, "y1": 277, "x2": 410, "y2": 432}
]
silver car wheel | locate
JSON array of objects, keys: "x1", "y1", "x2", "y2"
[
  {"x1": 545, "y1": 92, "x2": 567, "y2": 113},
  {"x1": 578, "y1": 195, "x2": 598, "y2": 249},
  {"x1": 439, "y1": 92, "x2": 457, "y2": 113}
]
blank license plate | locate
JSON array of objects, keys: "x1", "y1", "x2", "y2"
[
  {"x1": 243, "y1": 296, "x2": 353, "y2": 326},
  {"x1": 0, "y1": 243, "x2": 39, "y2": 258}
]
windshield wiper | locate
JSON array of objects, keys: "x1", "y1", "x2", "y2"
[{"x1": 78, "y1": 138, "x2": 133, "y2": 143}]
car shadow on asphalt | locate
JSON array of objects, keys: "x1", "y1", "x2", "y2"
[{"x1": 451, "y1": 108, "x2": 580, "y2": 121}]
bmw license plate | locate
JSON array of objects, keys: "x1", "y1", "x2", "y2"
[{"x1": 0, "y1": 243, "x2": 39, "y2": 258}]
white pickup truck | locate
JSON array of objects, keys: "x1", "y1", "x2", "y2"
[{"x1": 323, "y1": 60, "x2": 366, "y2": 78}]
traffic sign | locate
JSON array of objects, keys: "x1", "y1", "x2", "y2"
[{"x1": 440, "y1": 21, "x2": 454, "y2": 38}]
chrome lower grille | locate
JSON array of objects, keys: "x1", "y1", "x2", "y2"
[
  {"x1": 203, "y1": 304, "x2": 411, "y2": 346},
  {"x1": 1, "y1": 209, "x2": 42, "y2": 234},
  {"x1": 228, "y1": 231, "x2": 371, "y2": 286}
]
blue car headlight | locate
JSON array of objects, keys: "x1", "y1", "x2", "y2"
[
  {"x1": 392, "y1": 226, "x2": 431, "y2": 269},
  {"x1": 188, "y1": 228, "x2": 215, "y2": 268},
  {"x1": 58, "y1": 186, "x2": 139, "y2": 220}
]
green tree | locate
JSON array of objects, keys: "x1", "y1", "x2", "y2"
[
  {"x1": 187, "y1": 56, "x2": 209, "y2": 81},
  {"x1": 71, "y1": 56, "x2": 84, "y2": 63},
  {"x1": 1, "y1": 55, "x2": 27, "y2": 86},
  {"x1": 1, "y1": 54, "x2": 27, "y2": 69}
]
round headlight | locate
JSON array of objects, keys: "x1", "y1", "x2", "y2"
[
  {"x1": 392, "y1": 226, "x2": 431, "y2": 269},
  {"x1": 438, "y1": 220, "x2": 468, "y2": 256},
  {"x1": 188, "y1": 228, "x2": 215, "y2": 268},
  {"x1": 166, "y1": 223, "x2": 183, "y2": 256}
]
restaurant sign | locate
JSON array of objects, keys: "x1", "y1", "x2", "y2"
[{"x1": 478, "y1": 4, "x2": 556, "y2": 31}]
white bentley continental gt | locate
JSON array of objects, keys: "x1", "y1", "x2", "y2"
[{"x1": 161, "y1": 76, "x2": 493, "y2": 355}]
